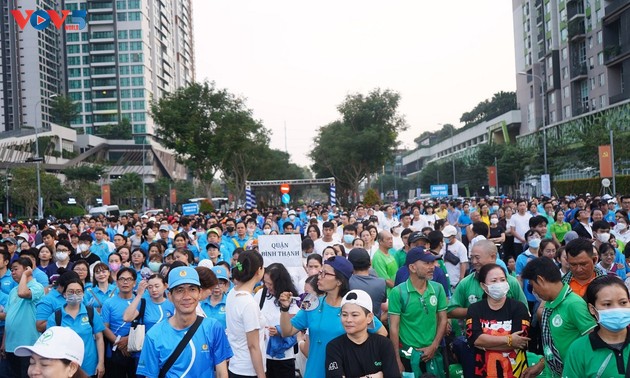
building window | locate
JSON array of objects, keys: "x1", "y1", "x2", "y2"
[
  {"x1": 564, "y1": 105, "x2": 571, "y2": 118},
  {"x1": 597, "y1": 30, "x2": 603, "y2": 44},
  {"x1": 118, "y1": 30, "x2": 128, "y2": 39},
  {"x1": 599, "y1": 73, "x2": 605, "y2": 86},
  {"x1": 563, "y1": 86, "x2": 570, "y2": 99},
  {"x1": 562, "y1": 66, "x2": 569, "y2": 79},
  {"x1": 550, "y1": 92, "x2": 556, "y2": 105},
  {"x1": 129, "y1": 30, "x2": 142, "y2": 39},
  {"x1": 119, "y1": 66, "x2": 130, "y2": 75},
  {"x1": 600, "y1": 95, "x2": 607, "y2": 107},
  {"x1": 550, "y1": 110, "x2": 555, "y2": 123},
  {"x1": 561, "y1": 48, "x2": 568, "y2": 60},
  {"x1": 128, "y1": 12, "x2": 141, "y2": 21},
  {"x1": 120, "y1": 78, "x2": 130, "y2": 86},
  {"x1": 131, "y1": 77, "x2": 144, "y2": 86},
  {"x1": 598, "y1": 52, "x2": 604, "y2": 65}
]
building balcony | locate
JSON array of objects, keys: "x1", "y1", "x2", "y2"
[
  {"x1": 604, "y1": 0, "x2": 630, "y2": 23},
  {"x1": 610, "y1": 92, "x2": 630, "y2": 105},
  {"x1": 567, "y1": 0, "x2": 585, "y2": 21},
  {"x1": 604, "y1": 44, "x2": 630, "y2": 66},
  {"x1": 570, "y1": 62, "x2": 588, "y2": 80},
  {"x1": 573, "y1": 103, "x2": 590, "y2": 116},
  {"x1": 568, "y1": 20, "x2": 586, "y2": 41}
]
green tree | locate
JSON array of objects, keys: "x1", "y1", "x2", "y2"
[
  {"x1": 63, "y1": 165, "x2": 105, "y2": 209},
  {"x1": 459, "y1": 91, "x2": 517, "y2": 126},
  {"x1": 151, "y1": 81, "x2": 259, "y2": 194},
  {"x1": 96, "y1": 118, "x2": 132, "y2": 140},
  {"x1": 50, "y1": 95, "x2": 80, "y2": 128},
  {"x1": 110, "y1": 173, "x2": 143, "y2": 208},
  {"x1": 10, "y1": 167, "x2": 65, "y2": 217},
  {"x1": 310, "y1": 89, "x2": 407, "y2": 205}
]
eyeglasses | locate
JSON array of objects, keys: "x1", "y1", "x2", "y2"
[
  {"x1": 73, "y1": 267, "x2": 88, "y2": 272},
  {"x1": 66, "y1": 290, "x2": 83, "y2": 295},
  {"x1": 117, "y1": 277, "x2": 134, "y2": 283},
  {"x1": 56, "y1": 248, "x2": 69, "y2": 252},
  {"x1": 318, "y1": 270, "x2": 336, "y2": 278}
]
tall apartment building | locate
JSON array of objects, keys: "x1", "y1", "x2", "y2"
[
  {"x1": 511, "y1": 0, "x2": 628, "y2": 135},
  {"x1": 0, "y1": 0, "x2": 65, "y2": 132},
  {"x1": 64, "y1": 0, "x2": 194, "y2": 143}
]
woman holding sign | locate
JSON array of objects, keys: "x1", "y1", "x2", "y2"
[{"x1": 279, "y1": 256, "x2": 388, "y2": 378}]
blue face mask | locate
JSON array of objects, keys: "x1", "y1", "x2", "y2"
[
  {"x1": 148, "y1": 261, "x2": 161, "y2": 272},
  {"x1": 528, "y1": 238, "x2": 541, "y2": 249},
  {"x1": 596, "y1": 307, "x2": 630, "y2": 332},
  {"x1": 343, "y1": 234, "x2": 354, "y2": 244}
]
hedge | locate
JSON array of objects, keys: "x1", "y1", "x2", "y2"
[{"x1": 553, "y1": 175, "x2": 630, "y2": 196}]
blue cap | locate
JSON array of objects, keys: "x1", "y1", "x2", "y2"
[
  {"x1": 211, "y1": 266, "x2": 229, "y2": 281},
  {"x1": 168, "y1": 266, "x2": 200, "y2": 289},
  {"x1": 405, "y1": 246, "x2": 437, "y2": 265},
  {"x1": 324, "y1": 256, "x2": 353, "y2": 280}
]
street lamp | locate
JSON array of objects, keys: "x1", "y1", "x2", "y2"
[
  {"x1": 5, "y1": 171, "x2": 12, "y2": 221},
  {"x1": 518, "y1": 71, "x2": 548, "y2": 175}
]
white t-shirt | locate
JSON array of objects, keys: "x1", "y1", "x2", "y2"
[
  {"x1": 410, "y1": 217, "x2": 428, "y2": 231},
  {"x1": 253, "y1": 290, "x2": 299, "y2": 360},
  {"x1": 313, "y1": 238, "x2": 336, "y2": 255},
  {"x1": 508, "y1": 213, "x2": 532, "y2": 243},
  {"x1": 422, "y1": 214, "x2": 439, "y2": 229},
  {"x1": 443, "y1": 240, "x2": 468, "y2": 286},
  {"x1": 226, "y1": 289, "x2": 267, "y2": 375}
]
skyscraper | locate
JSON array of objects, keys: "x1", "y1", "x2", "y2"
[
  {"x1": 512, "y1": 0, "x2": 616, "y2": 134},
  {"x1": 64, "y1": 0, "x2": 194, "y2": 143}
]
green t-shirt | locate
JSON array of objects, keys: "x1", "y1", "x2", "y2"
[
  {"x1": 562, "y1": 329, "x2": 630, "y2": 378},
  {"x1": 543, "y1": 284, "x2": 597, "y2": 368},
  {"x1": 550, "y1": 222, "x2": 572, "y2": 242},
  {"x1": 372, "y1": 249, "x2": 399, "y2": 294},
  {"x1": 447, "y1": 272, "x2": 527, "y2": 313},
  {"x1": 393, "y1": 248, "x2": 406, "y2": 269},
  {"x1": 388, "y1": 279, "x2": 447, "y2": 348}
]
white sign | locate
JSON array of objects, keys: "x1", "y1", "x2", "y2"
[
  {"x1": 452, "y1": 184, "x2": 459, "y2": 197},
  {"x1": 258, "y1": 234, "x2": 302, "y2": 267},
  {"x1": 541, "y1": 174, "x2": 551, "y2": 197}
]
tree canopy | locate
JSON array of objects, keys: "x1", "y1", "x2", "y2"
[
  {"x1": 96, "y1": 118, "x2": 132, "y2": 140},
  {"x1": 50, "y1": 95, "x2": 80, "y2": 128},
  {"x1": 310, "y1": 89, "x2": 406, "y2": 204}
]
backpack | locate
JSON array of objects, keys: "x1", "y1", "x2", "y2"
[{"x1": 55, "y1": 305, "x2": 95, "y2": 329}]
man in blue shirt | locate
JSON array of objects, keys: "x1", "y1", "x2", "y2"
[
  {"x1": 137, "y1": 266, "x2": 232, "y2": 378},
  {"x1": 90, "y1": 227, "x2": 112, "y2": 262}
]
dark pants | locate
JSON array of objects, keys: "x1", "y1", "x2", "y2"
[
  {"x1": 6, "y1": 353, "x2": 29, "y2": 378},
  {"x1": 452, "y1": 336, "x2": 475, "y2": 378},
  {"x1": 228, "y1": 372, "x2": 257, "y2": 378},
  {"x1": 105, "y1": 350, "x2": 136, "y2": 378},
  {"x1": 266, "y1": 358, "x2": 296, "y2": 378}
]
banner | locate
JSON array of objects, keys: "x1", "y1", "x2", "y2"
[
  {"x1": 599, "y1": 145, "x2": 613, "y2": 178},
  {"x1": 488, "y1": 166, "x2": 497, "y2": 187},
  {"x1": 170, "y1": 188, "x2": 177, "y2": 206},
  {"x1": 258, "y1": 234, "x2": 302, "y2": 267},
  {"x1": 101, "y1": 184, "x2": 111, "y2": 205}
]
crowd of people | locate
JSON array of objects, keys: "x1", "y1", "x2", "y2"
[{"x1": 3, "y1": 193, "x2": 630, "y2": 377}]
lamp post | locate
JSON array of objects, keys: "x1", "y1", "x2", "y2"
[
  {"x1": 450, "y1": 127, "x2": 457, "y2": 196},
  {"x1": 5, "y1": 171, "x2": 12, "y2": 221},
  {"x1": 518, "y1": 71, "x2": 548, "y2": 175}
]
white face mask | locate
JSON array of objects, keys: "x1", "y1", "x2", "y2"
[
  {"x1": 263, "y1": 229, "x2": 271, "y2": 235},
  {"x1": 490, "y1": 218, "x2": 499, "y2": 225},
  {"x1": 615, "y1": 223, "x2": 628, "y2": 233},
  {"x1": 485, "y1": 281, "x2": 509, "y2": 300},
  {"x1": 55, "y1": 252, "x2": 68, "y2": 261},
  {"x1": 597, "y1": 232, "x2": 611, "y2": 243}
]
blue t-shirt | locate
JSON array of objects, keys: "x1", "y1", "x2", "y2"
[
  {"x1": 136, "y1": 298, "x2": 175, "y2": 332},
  {"x1": 200, "y1": 294, "x2": 227, "y2": 330},
  {"x1": 515, "y1": 251, "x2": 538, "y2": 302},
  {"x1": 458, "y1": 213, "x2": 472, "y2": 235},
  {"x1": 137, "y1": 317, "x2": 233, "y2": 378},
  {"x1": 85, "y1": 283, "x2": 118, "y2": 312},
  {"x1": 32, "y1": 268, "x2": 49, "y2": 287},
  {"x1": 0, "y1": 290, "x2": 8, "y2": 329},
  {"x1": 0, "y1": 270, "x2": 16, "y2": 295},
  {"x1": 46, "y1": 304, "x2": 105, "y2": 376},
  {"x1": 36, "y1": 289, "x2": 66, "y2": 321},
  {"x1": 90, "y1": 241, "x2": 111, "y2": 262},
  {"x1": 290, "y1": 294, "x2": 383, "y2": 378},
  {"x1": 101, "y1": 294, "x2": 135, "y2": 357},
  {"x1": 6, "y1": 279, "x2": 44, "y2": 352}
]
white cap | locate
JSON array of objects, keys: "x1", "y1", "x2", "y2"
[
  {"x1": 141, "y1": 214, "x2": 149, "y2": 219},
  {"x1": 198, "y1": 259, "x2": 214, "y2": 269},
  {"x1": 442, "y1": 225, "x2": 458, "y2": 238},
  {"x1": 15, "y1": 326, "x2": 84, "y2": 365},
  {"x1": 341, "y1": 289, "x2": 373, "y2": 315},
  {"x1": 149, "y1": 217, "x2": 156, "y2": 222},
  {"x1": 288, "y1": 210, "x2": 296, "y2": 216}
]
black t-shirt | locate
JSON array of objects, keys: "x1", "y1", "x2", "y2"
[
  {"x1": 466, "y1": 298, "x2": 530, "y2": 378},
  {"x1": 325, "y1": 333, "x2": 400, "y2": 378},
  {"x1": 489, "y1": 225, "x2": 505, "y2": 240},
  {"x1": 71, "y1": 252, "x2": 101, "y2": 266}
]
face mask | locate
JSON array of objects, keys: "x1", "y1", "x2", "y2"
[
  {"x1": 490, "y1": 218, "x2": 499, "y2": 225},
  {"x1": 263, "y1": 229, "x2": 271, "y2": 235},
  {"x1": 226, "y1": 227, "x2": 234, "y2": 233},
  {"x1": 615, "y1": 223, "x2": 628, "y2": 233},
  {"x1": 289, "y1": 215, "x2": 296, "y2": 220},
  {"x1": 109, "y1": 263, "x2": 121, "y2": 272},
  {"x1": 528, "y1": 238, "x2": 541, "y2": 249},
  {"x1": 595, "y1": 308, "x2": 630, "y2": 332},
  {"x1": 65, "y1": 294, "x2": 83, "y2": 305},
  {"x1": 148, "y1": 261, "x2": 161, "y2": 272},
  {"x1": 55, "y1": 252, "x2": 68, "y2": 261},
  {"x1": 485, "y1": 281, "x2": 509, "y2": 300},
  {"x1": 492, "y1": 205, "x2": 499, "y2": 211},
  {"x1": 247, "y1": 227, "x2": 256, "y2": 234},
  {"x1": 343, "y1": 234, "x2": 354, "y2": 244},
  {"x1": 443, "y1": 238, "x2": 451, "y2": 245},
  {"x1": 597, "y1": 232, "x2": 611, "y2": 243}
]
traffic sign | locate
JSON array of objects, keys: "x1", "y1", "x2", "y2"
[
  {"x1": 430, "y1": 185, "x2": 449, "y2": 197},
  {"x1": 281, "y1": 193, "x2": 290, "y2": 204},
  {"x1": 280, "y1": 183, "x2": 290, "y2": 194}
]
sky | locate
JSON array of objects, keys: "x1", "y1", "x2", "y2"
[{"x1": 193, "y1": 1, "x2": 517, "y2": 167}]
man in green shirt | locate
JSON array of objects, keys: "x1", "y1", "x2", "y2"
[
  {"x1": 372, "y1": 230, "x2": 398, "y2": 294},
  {"x1": 393, "y1": 228, "x2": 413, "y2": 269},
  {"x1": 521, "y1": 257, "x2": 596, "y2": 378},
  {"x1": 447, "y1": 240, "x2": 527, "y2": 378},
  {"x1": 389, "y1": 247, "x2": 447, "y2": 376}
]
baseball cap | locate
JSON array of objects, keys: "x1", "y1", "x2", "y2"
[
  {"x1": 341, "y1": 289, "x2": 374, "y2": 328},
  {"x1": 205, "y1": 242, "x2": 220, "y2": 250},
  {"x1": 347, "y1": 248, "x2": 371, "y2": 271},
  {"x1": 164, "y1": 247, "x2": 175, "y2": 257},
  {"x1": 288, "y1": 210, "x2": 296, "y2": 216},
  {"x1": 408, "y1": 231, "x2": 429, "y2": 245},
  {"x1": 198, "y1": 259, "x2": 214, "y2": 269},
  {"x1": 324, "y1": 256, "x2": 353, "y2": 280},
  {"x1": 212, "y1": 265, "x2": 229, "y2": 281},
  {"x1": 405, "y1": 246, "x2": 437, "y2": 265},
  {"x1": 159, "y1": 225, "x2": 169, "y2": 232},
  {"x1": 15, "y1": 326, "x2": 84, "y2": 365},
  {"x1": 141, "y1": 214, "x2": 148, "y2": 219},
  {"x1": 207, "y1": 228, "x2": 222, "y2": 237},
  {"x1": 149, "y1": 217, "x2": 156, "y2": 222},
  {"x1": 442, "y1": 225, "x2": 458, "y2": 238},
  {"x1": 563, "y1": 231, "x2": 579, "y2": 244},
  {"x1": 168, "y1": 266, "x2": 200, "y2": 289},
  {"x1": 2, "y1": 237, "x2": 16, "y2": 245}
]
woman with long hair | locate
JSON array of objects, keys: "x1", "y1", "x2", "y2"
[
  {"x1": 255, "y1": 263, "x2": 299, "y2": 377},
  {"x1": 85, "y1": 262, "x2": 117, "y2": 314},
  {"x1": 226, "y1": 251, "x2": 266, "y2": 378},
  {"x1": 72, "y1": 259, "x2": 92, "y2": 290}
]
